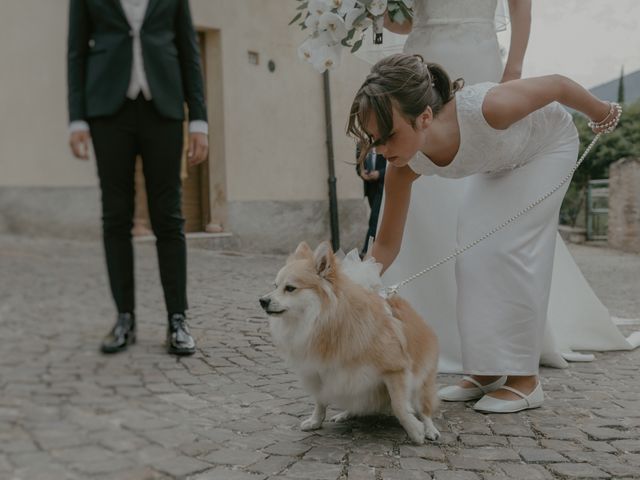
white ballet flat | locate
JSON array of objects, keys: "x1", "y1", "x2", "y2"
[
  {"x1": 473, "y1": 382, "x2": 544, "y2": 413},
  {"x1": 438, "y1": 375, "x2": 507, "y2": 402}
]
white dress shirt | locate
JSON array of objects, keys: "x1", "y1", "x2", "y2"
[
  {"x1": 121, "y1": 0, "x2": 152, "y2": 101},
  {"x1": 70, "y1": 0, "x2": 207, "y2": 135}
]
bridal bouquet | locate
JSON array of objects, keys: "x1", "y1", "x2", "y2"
[{"x1": 291, "y1": 0, "x2": 414, "y2": 72}]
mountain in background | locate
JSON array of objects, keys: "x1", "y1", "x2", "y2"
[{"x1": 590, "y1": 68, "x2": 640, "y2": 104}]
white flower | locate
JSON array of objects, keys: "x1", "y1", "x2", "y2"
[
  {"x1": 304, "y1": 12, "x2": 321, "y2": 32},
  {"x1": 345, "y1": 5, "x2": 366, "y2": 29},
  {"x1": 318, "y1": 12, "x2": 348, "y2": 42},
  {"x1": 298, "y1": 31, "x2": 335, "y2": 65},
  {"x1": 294, "y1": 0, "x2": 415, "y2": 72},
  {"x1": 312, "y1": 44, "x2": 342, "y2": 72},
  {"x1": 312, "y1": 30, "x2": 336, "y2": 49},
  {"x1": 367, "y1": 0, "x2": 388, "y2": 16},
  {"x1": 329, "y1": 0, "x2": 357, "y2": 16},
  {"x1": 297, "y1": 37, "x2": 317, "y2": 62},
  {"x1": 308, "y1": 0, "x2": 332, "y2": 17},
  {"x1": 356, "y1": 16, "x2": 373, "y2": 32}
]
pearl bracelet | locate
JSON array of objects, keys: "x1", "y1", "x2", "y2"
[{"x1": 588, "y1": 102, "x2": 622, "y2": 134}]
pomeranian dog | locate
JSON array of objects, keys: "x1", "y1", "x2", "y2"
[{"x1": 259, "y1": 241, "x2": 440, "y2": 444}]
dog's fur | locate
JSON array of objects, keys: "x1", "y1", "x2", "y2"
[{"x1": 259, "y1": 241, "x2": 440, "y2": 444}]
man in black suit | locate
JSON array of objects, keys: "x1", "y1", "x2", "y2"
[
  {"x1": 356, "y1": 148, "x2": 386, "y2": 255},
  {"x1": 67, "y1": 0, "x2": 208, "y2": 355}
]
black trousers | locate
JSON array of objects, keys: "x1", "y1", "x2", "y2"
[
  {"x1": 362, "y1": 191, "x2": 383, "y2": 254},
  {"x1": 89, "y1": 96, "x2": 187, "y2": 315}
]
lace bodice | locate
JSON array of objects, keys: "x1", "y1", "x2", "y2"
[
  {"x1": 403, "y1": 0, "x2": 503, "y2": 84},
  {"x1": 413, "y1": 0, "x2": 498, "y2": 27},
  {"x1": 408, "y1": 83, "x2": 578, "y2": 179}
]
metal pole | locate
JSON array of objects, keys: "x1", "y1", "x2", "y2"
[
  {"x1": 323, "y1": 70, "x2": 340, "y2": 251},
  {"x1": 586, "y1": 178, "x2": 592, "y2": 241}
]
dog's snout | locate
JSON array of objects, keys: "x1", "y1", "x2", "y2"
[{"x1": 259, "y1": 296, "x2": 271, "y2": 310}]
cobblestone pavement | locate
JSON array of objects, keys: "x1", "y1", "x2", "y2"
[{"x1": 1, "y1": 234, "x2": 639, "y2": 480}]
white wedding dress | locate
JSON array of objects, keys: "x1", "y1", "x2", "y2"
[{"x1": 381, "y1": 0, "x2": 640, "y2": 373}]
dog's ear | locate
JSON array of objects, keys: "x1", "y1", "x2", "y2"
[
  {"x1": 313, "y1": 241, "x2": 336, "y2": 281},
  {"x1": 287, "y1": 241, "x2": 314, "y2": 263}
]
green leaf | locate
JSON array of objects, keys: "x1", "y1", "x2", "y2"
[
  {"x1": 289, "y1": 11, "x2": 303, "y2": 26},
  {"x1": 343, "y1": 28, "x2": 356, "y2": 42},
  {"x1": 351, "y1": 38, "x2": 363, "y2": 53},
  {"x1": 354, "y1": 11, "x2": 368, "y2": 25},
  {"x1": 391, "y1": 10, "x2": 405, "y2": 23},
  {"x1": 341, "y1": 28, "x2": 358, "y2": 46},
  {"x1": 297, "y1": 2, "x2": 308, "y2": 10},
  {"x1": 397, "y1": 2, "x2": 414, "y2": 20}
]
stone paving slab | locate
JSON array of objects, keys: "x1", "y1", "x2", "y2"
[{"x1": 1, "y1": 235, "x2": 639, "y2": 479}]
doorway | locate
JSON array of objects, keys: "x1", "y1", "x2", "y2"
[{"x1": 132, "y1": 31, "x2": 219, "y2": 235}]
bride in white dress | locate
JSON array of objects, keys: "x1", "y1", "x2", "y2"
[{"x1": 380, "y1": 0, "x2": 639, "y2": 377}]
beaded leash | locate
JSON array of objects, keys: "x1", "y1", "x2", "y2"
[{"x1": 384, "y1": 102, "x2": 622, "y2": 297}]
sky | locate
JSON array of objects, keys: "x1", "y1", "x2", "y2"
[{"x1": 497, "y1": 0, "x2": 640, "y2": 89}]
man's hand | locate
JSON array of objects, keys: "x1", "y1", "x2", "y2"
[
  {"x1": 69, "y1": 131, "x2": 91, "y2": 160},
  {"x1": 360, "y1": 170, "x2": 380, "y2": 182},
  {"x1": 187, "y1": 132, "x2": 208, "y2": 167}
]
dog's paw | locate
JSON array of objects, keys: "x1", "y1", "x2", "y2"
[
  {"x1": 329, "y1": 411, "x2": 352, "y2": 423},
  {"x1": 423, "y1": 418, "x2": 440, "y2": 441},
  {"x1": 300, "y1": 417, "x2": 323, "y2": 431},
  {"x1": 404, "y1": 415, "x2": 425, "y2": 445}
]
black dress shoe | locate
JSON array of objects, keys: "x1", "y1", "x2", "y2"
[
  {"x1": 101, "y1": 313, "x2": 136, "y2": 354},
  {"x1": 167, "y1": 313, "x2": 196, "y2": 355}
]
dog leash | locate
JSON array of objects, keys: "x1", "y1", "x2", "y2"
[{"x1": 385, "y1": 105, "x2": 622, "y2": 297}]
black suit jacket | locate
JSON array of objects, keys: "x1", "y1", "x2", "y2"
[
  {"x1": 67, "y1": 0, "x2": 207, "y2": 123},
  {"x1": 356, "y1": 153, "x2": 386, "y2": 198}
]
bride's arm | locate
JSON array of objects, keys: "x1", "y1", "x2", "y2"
[
  {"x1": 501, "y1": 0, "x2": 531, "y2": 83},
  {"x1": 384, "y1": 10, "x2": 413, "y2": 35},
  {"x1": 369, "y1": 165, "x2": 419, "y2": 274}
]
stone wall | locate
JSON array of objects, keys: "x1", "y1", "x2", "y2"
[
  {"x1": 608, "y1": 157, "x2": 640, "y2": 253},
  {"x1": 0, "y1": 186, "x2": 368, "y2": 254}
]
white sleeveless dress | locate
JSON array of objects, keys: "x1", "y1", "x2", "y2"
[
  {"x1": 382, "y1": 0, "x2": 640, "y2": 373},
  {"x1": 410, "y1": 82, "x2": 579, "y2": 374}
]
